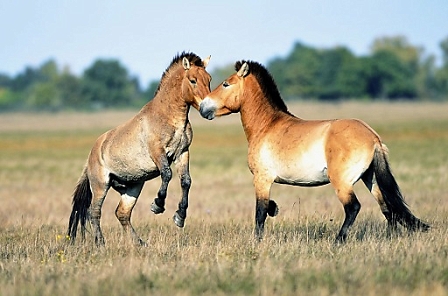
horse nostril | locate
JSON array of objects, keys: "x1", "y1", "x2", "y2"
[
  {"x1": 199, "y1": 103, "x2": 214, "y2": 120},
  {"x1": 199, "y1": 98, "x2": 216, "y2": 120}
]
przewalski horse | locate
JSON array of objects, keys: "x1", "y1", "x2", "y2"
[
  {"x1": 68, "y1": 52, "x2": 211, "y2": 246},
  {"x1": 199, "y1": 60, "x2": 429, "y2": 243}
]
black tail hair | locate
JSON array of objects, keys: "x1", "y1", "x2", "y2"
[
  {"x1": 67, "y1": 169, "x2": 92, "y2": 242},
  {"x1": 373, "y1": 147, "x2": 429, "y2": 231}
]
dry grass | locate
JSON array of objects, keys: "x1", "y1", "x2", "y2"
[{"x1": 1, "y1": 101, "x2": 448, "y2": 295}]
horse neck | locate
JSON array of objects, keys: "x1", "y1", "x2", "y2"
[
  {"x1": 145, "y1": 67, "x2": 190, "y2": 124},
  {"x1": 239, "y1": 85, "x2": 283, "y2": 142},
  {"x1": 153, "y1": 91, "x2": 189, "y2": 120}
]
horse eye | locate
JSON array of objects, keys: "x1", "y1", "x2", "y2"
[
  {"x1": 190, "y1": 79, "x2": 197, "y2": 85},
  {"x1": 223, "y1": 81, "x2": 230, "y2": 88}
]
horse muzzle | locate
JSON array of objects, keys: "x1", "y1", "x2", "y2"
[{"x1": 199, "y1": 97, "x2": 216, "y2": 120}]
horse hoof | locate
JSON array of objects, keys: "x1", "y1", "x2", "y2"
[
  {"x1": 173, "y1": 212, "x2": 185, "y2": 228},
  {"x1": 95, "y1": 236, "x2": 106, "y2": 247},
  {"x1": 137, "y1": 239, "x2": 148, "y2": 247},
  {"x1": 151, "y1": 201, "x2": 165, "y2": 214}
]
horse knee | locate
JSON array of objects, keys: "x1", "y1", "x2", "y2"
[
  {"x1": 343, "y1": 198, "x2": 361, "y2": 221},
  {"x1": 180, "y1": 174, "x2": 191, "y2": 190},
  {"x1": 115, "y1": 207, "x2": 130, "y2": 225},
  {"x1": 90, "y1": 206, "x2": 101, "y2": 221},
  {"x1": 160, "y1": 166, "x2": 172, "y2": 183}
]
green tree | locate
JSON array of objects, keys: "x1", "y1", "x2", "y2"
[
  {"x1": 0, "y1": 73, "x2": 12, "y2": 88},
  {"x1": 269, "y1": 42, "x2": 320, "y2": 99},
  {"x1": 371, "y1": 36, "x2": 421, "y2": 69},
  {"x1": 435, "y1": 37, "x2": 448, "y2": 98},
  {"x1": 369, "y1": 36, "x2": 421, "y2": 99},
  {"x1": 11, "y1": 67, "x2": 42, "y2": 92},
  {"x1": 25, "y1": 60, "x2": 69, "y2": 111},
  {"x1": 315, "y1": 46, "x2": 365, "y2": 100},
  {"x1": 416, "y1": 55, "x2": 438, "y2": 99},
  {"x1": 26, "y1": 82, "x2": 61, "y2": 111},
  {"x1": 0, "y1": 88, "x2": 21, "y2": 111},
  {"x1": 57, "y1": 68, "x2": 85, "y2": 109},
  {"x1": 82, "y1": 59, "x2": 140, "y2": 108},
  {"x1": 364, "y1": 50, "x2": 417, "y2": 99}
]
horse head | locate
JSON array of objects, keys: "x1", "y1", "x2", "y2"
[
  {"x1": 199, "y1": 61, "x2": 249, "y2": 120},
  {"x1": 181, "y1": 54, "x2": 212, "y2": 111}
]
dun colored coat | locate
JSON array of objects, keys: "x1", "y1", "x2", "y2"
[
  {"x1": 68, "y1": 52, "x2": 211, "y2": 246},
  {"x1": 199, "y1": 60, "x2": 429, "y2": 242}
]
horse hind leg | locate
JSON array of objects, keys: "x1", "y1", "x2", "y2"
[
  {"x1": 332, "y1": 183, "x2": 361, "y2": 243},
  {"x1": 89, "y1": 179, "x2": 109, "y2": 246},
  {"x1": 115, "y1": 183, "x2": 146, "y2": 246}
]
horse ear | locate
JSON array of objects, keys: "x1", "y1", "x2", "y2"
[
  {"x1": 182, "y1": 57, "x2": 191, "y2": 70},
  {"x1": 203, "y1": 55, "x2": 211, "y2": 68},
  {"x1": 237, "y1": 62, "x2": 249, "y2": 77}
]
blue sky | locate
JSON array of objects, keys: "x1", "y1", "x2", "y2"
[{"x1": 1, "y1": 0, "x2": 447, "y2": 86}]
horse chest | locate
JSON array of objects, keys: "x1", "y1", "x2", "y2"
[{"x1": 164, "y1": 128, "x2": 191, "y2": 159}]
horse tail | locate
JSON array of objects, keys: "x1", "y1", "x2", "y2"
[
  {"x1": 373, "y1": 144, "x2": 429, "y2": 232},
  {"x1": 67, "y1": 168, "x2": 92, "y2": 242}
]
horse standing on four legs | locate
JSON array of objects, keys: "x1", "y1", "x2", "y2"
[
  {"x1": 68, "y1": 52, "x2": 211, "y2": 246},
  {"x1": 199, "y1": 60, "x2": 429, "y2": 242}
]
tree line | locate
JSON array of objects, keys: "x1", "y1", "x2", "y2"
[
  {"x1": 268, "y1": 36, "x2": 448, "y2": 101},
  {"x1": 0, "y1": 59, "x2": 158, "y2": 112},
  {"x1": 1, "y1": 35, "x2": 447, "y2": 112}
]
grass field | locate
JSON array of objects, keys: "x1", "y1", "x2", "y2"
[{"x1": 1, "y1": 102, "x2": 448, "y2": 295}]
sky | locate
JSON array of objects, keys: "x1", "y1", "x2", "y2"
[{"x1": 1, "y1": 0, "x2": 448, "y2": 87}]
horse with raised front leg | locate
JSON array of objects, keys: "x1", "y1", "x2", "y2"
[
  {"x1": 68, "y1": 52, "x2": 211, "y2": 246},
  {"x1": 199, "y1": 60, "x2": 429, "y2": 243}
]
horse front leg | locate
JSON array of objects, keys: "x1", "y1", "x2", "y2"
[
  {"x1": 173, "y1": 151, "x2": 191, "y2": 228},
  {"x1": 253, "y1": 176, "x2": 275, "y2": 241},
  {"x1": 150, "y1": 156, "x2": 172, "y2": 215}
]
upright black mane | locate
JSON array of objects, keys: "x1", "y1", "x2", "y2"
[
  {"x1": 154, "y1": 52, "x2": 204, "y2": 96},
  {"x1": 235, "y1": 60, "x2": 289, "y2": 113},
  {"x1": 168, "y1": 51, "x2": 204, "y2": 70}
]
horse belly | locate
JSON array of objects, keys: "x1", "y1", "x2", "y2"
[
  {"x1": 275, "y1": 159, "x2": 329, "y2": 186},
  {"x1": 106, "y1": 151, "x2": 160, "y2": 182},
  {"x1": 261, "y1": 142, "x2": 329, "y2": 186}
]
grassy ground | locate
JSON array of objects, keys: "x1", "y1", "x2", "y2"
[{"x1": 1, "y1": 102, "x2": 448, "y2": 295}]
